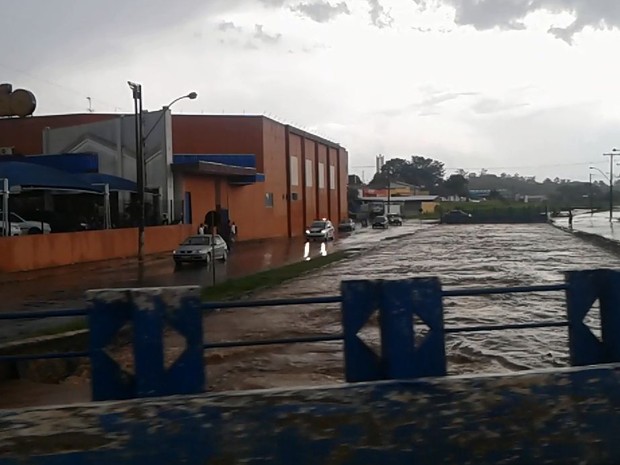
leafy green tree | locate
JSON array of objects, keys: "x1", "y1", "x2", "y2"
[
  {"x1": 443, "y1": 174, "x2": 469, "y2": 198},
  {"x1": 370, "y1": 156, "x2": 445, "y2": 191}
]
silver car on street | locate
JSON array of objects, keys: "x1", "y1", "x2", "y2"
[
  {"x1": 305, "y1": 219, "x2": 335, "y2": 241},
  {"x1": 173, "y1": 234, "x2": 228, "y2": 267}
]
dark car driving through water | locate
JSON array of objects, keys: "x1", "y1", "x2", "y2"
[
  {"x1": 338, "y1": 218, "x2": 356, "y2": 233},
  {"x1": 442, "y1": 209, "x2": 473, "y2": 224},
  {"x1": 372, "y1": 215, "x2": 389, "y2": 229},
  {"x1": 387, "y1": 214, "x2": 403, "y2": 226}
]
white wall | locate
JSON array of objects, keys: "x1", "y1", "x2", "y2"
[{"x1": 45, "y1": 109, "x2": 174, "y2": 219}]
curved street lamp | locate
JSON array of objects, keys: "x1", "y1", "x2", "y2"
[
  {"x1": 589, "y1": 166, "x2": 610, "y2": 182},
  {"x1": 143, "y1": 91, "x2": 198, "y2": 142},
  {"x1": 128, "y1": 83, "x2": 198, "y2": 262}
]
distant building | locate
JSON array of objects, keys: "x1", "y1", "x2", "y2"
[
  {"x1": 348, "y1": 174, "x2": 364, "y2": 186},
  {"x1": 376, "y1": 154, "x2": 385, "y2": 174},
  {"x1": 359, "y1": 195, "x2": 439, "y2": 216},
  {"x1": 0, "y1": 112, "x2": 349, "y2": 240},
  {"x1": 515, "y1": 194, "x2": 547, "y2": 203},
  {"x1": 468, "y1": 189, "x2": 510, "y2": 200},
  {"x1": 364, "y1": 181, "x2": 428, "y2": 198}
]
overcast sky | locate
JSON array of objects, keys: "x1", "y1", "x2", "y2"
[{"x1": 3, "y1": 0, "x2": 620, "y2": 182}]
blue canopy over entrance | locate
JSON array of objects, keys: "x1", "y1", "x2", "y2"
[
  {"x1": 0, "y1": 161, "x2": 101, "y2": 193},
  {"x1": 77, "y1": 173, "x2": 138, "y2": 193}
]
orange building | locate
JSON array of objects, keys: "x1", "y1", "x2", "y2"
[{"x1": 0, "y1": 114, "x2": 349, "y2": 241}]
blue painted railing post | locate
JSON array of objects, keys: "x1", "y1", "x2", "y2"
[
  {"x1": 342, "y1": 278, "x2": 446, "y2": 383},
  {"x1": 380, "y1": 278, "x2": 446, "y2": 378},
  {"x1": 565, "y1": 269, "x2": 620, "y2": 366},
  {"x1": 341, "y1": 280, "x2": 382, "y2": 382},
  {"x1": 87, "y1": 286, "x2": 205, "y2": 401}
]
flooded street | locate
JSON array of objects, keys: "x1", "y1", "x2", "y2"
[
  {"x1": 0, "y1": 227, "x2": 413, "y2": 343},
  {"x1": 3, "y1": 222, "x2": 620, "y2": 407},
  {"x1": 203, "y1": 223, "x2": 620, "y2": 391}
]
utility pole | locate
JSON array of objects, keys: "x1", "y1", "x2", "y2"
[
  {"x1": 128, "y1": 82, "x2": 145, "y2": 262},
  {"x1": 589, "y1": 172, "x2": 593, "y2": 216},
  {"x1": 386, "y1": 168, "x2": 391, "y2": 216},
  {"x1": 603, "y1": 149, "x2": 619, "y2": 222}
]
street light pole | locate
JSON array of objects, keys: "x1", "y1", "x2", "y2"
[
  {"x1": 127, "y1": 83, "x2": 197, "y2": 263},
  {"x1": 589, "y1": 172, "x2": 593, "y2": 215},
  {"x1": 386, "y1": 167, "x2": 392, "y2": 216},
  {"x1": 603, "y1": 149, "x2": 620, "y2": 222},
  {"x1": 128, "y1": 81, "x2": 145, "y2": 262}
]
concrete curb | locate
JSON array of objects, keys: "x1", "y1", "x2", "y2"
[
  {"x1": 0, "y1": 330, "x2": 89, "y2": 383},
  {"x1": 549, "y1": 221, "x2": 620, "y2": 256}
]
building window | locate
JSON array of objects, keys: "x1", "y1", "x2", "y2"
[
  {"x1": 265, "y1": 192, "x2": 274, "y2": 207},
  {"x1": 305, "y1": 159, "x2": 313, "y2": 187},
  {"x1": 290, "y1": 156, "x2": 299, "y2": 187},
  {"x1": 329, "y1": 165, "x2": 336, "y2": 190},
  {"x1": 319, "y1": 162, "x2": 325, "y2": 189}
]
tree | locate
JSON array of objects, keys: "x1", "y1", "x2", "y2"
[
  {"x1": 347, "y1": 187, "x2": 361, "y2": 212},
  {"x1": 488, "y1": 189, "x2": 504, "y2": 201},
  {"x1": 444, "y1": 174, "x2": 469, "y2": 198},
  {"x1": 369, "y1": 156, "x2": 445, "y2": 191}
]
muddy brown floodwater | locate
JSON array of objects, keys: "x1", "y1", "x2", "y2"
[
  {"x1": 3, "y1": 223, "x2": 620, "y2": 407},
  {"x1": 202, "y1": 223, "x2": 620, "y2": 391}
]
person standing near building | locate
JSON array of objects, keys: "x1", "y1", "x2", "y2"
[
  {"x1": 231, "y1": 221, "x2": 238, "y2": 241},
  {"x1": 197, "y1": 223, "x2": 205, "y2": 235},
  {"x1": 568, "y1": 209, "x2": 573, "y2": 229}
]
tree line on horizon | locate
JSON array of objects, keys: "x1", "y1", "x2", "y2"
[{"x1": 353, "y1": 156, "x2": 614, "y2": 207}]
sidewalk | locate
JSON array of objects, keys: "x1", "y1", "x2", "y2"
[{"x1": 552, "y1": 211, "x2": 620, "y2": 243}]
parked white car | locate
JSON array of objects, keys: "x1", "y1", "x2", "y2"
[
  {"x1": 0, "y1": 212, "x2": 52, "y2": 235},
  {"x1": 0, "y1": 222, "x2": 21, "y2": 236}
]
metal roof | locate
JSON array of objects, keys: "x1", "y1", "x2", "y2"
[
  {"x1": 77, "y1": 172, "x2": 138, "y2": 193},
  {"x1": 171, "y1": 160, "x2": 257, "y2": 177},
  {"x1": 359, "y1": 195, "x2": 439, "y2": 202},
  {"x1": 0, "y1": 161, "x2": 101, "y2": 193}
]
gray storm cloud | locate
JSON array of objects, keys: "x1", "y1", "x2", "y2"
[
  {"x1": 290, "y1": 1, "x2": 351, "y2": 23},
  {"x1": 367, "y1": 0, "x2": 394, "y2": 28},
  {"x1": 414, "y1": 0, "x2": 620, "y2": 42}
]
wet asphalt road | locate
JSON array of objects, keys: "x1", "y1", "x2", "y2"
[
  {"x1": 0, "y1": 224, "x2": 422, "y2": 343},
  {"x1": 208, "y1": 222, "x2": 620, "y2": 390},
  {"x1": 3, "y1": 222, "x2": 620, "y2": 407}
]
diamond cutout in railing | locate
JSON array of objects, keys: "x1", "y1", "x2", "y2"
[
  {"x1": 357, "y1": 308, "x2": 382, "y2": 358},
  {"x1": 583, "y1": 298, "x2": 602, "y2": 344},
  {"x1": 103, "y1": 321, "x2": 135, "y2": 377},
  {"x1": 163, "y1": 322, "x2": 189, "y2": 371},
  {"x1": 413, "y1": 314, "x2": 431, "y2": 349}
]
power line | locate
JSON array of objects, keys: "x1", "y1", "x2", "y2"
[
  {"x1": 444, "y1": 161, "x2": 607, "y2": 171},
  {"x1": 352, "y1": 160, "x2": 607, "y2": 171}
]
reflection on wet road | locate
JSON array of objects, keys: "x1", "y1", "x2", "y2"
[
  {"x1": 203, "y1": 224, "x2": 620, "y2": 391},
  {"x1": 3, "y1": 222, "x2": 620, "y2": 406},
  {"x1": 0, "y1": 224, "x2": 423, "y2": 342}
]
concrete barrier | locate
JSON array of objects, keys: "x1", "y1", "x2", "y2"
[{"x1": 1, "y1": 364, "x2": 620, "y2": 464}]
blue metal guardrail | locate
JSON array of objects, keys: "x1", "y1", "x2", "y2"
[{"x1": 0, "y1": 269, "x2": 617, "y2": 401}]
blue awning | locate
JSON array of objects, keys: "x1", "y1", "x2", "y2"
[
  {"x1": 77, "y1": 173, "x2": 138, "y2": 193},
  {"x1": 0, "y1": 161, "x2": 102, "y2": 193}
]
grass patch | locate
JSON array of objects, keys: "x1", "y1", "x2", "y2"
[{"x1": 202, "y1": 250, "x2": 348, "y2": 301}]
